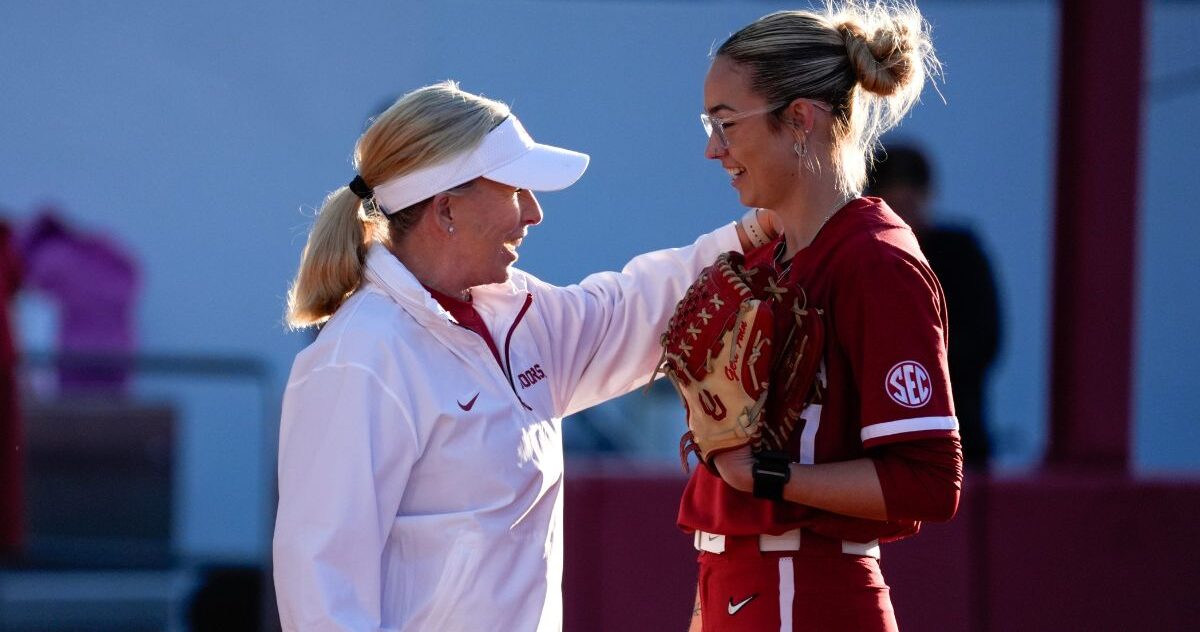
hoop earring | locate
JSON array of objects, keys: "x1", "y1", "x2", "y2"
[
  {"x1": 794, "y1": 136, "x2": 810, "y2": 159},
  {"x1": 795, "y1": 140, "x2": 819, "y2": 176}
]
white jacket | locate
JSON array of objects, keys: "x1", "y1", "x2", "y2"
[{"x1": 273, "y1": 224, "x2": 740, "y2": 631}]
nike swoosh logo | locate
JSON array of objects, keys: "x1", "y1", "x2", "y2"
[
  {"x1": 706, "y1": 534, "x2": 721, "y2": 541},
  {"x1": 728, "y1": 594, "x2": 757, "y2": 615},
  {"x1": 457, "y1": 393, "x2": 479, "y2": 411}
]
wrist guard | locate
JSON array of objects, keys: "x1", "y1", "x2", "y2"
[{"x1": 752, "y1": 451, "x2": 791, "y2": 501}]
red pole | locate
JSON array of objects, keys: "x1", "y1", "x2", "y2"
[
  {"x1": 1046, "y1": 0, "x2": 1145, "y2": 470},
  {"x1": 0, "y1": 381, "x2": 20, "y2": 557},
  {"x1": 0, "y1": 222, "x2": 22, "y2": 556}
]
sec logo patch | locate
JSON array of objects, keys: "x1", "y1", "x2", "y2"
[{"x1": 886, "y1": 361, "x2": 932, "y2": 408}]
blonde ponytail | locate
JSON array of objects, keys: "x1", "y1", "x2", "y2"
[{"x1": 286, "y1": 187, "x2": 388, "y2": 328}]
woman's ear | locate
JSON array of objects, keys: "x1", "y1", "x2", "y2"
[
  {"x1": 431, "y1": 193, "x2": 455, "y2": 232},
  {"x1": 784, "y1": 99, "x2": 816, "y2": 135}
]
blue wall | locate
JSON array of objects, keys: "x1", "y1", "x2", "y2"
[
  {"x1": 1137, "y1": 2, "x2": 1200, "y2": 473},
  {"x1": 2, "y1": 0, "x2": 1196, "y2": 562}
]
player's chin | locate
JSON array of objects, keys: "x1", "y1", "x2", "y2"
[
  {"x1": 737, "y1": 178, "x2": 778, "y2": 210},
  {"x1": 736, "y1": 185, "x2": 761, "y2": 209}
]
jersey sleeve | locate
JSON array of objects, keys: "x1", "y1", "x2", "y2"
[
  {"x1": 835, "y1": 243, "x2": 959, "y2": 449},
  {"x1": 871, "y1": 436, "x2": 963, "y2": 522}
]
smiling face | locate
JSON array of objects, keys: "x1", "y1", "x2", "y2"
[
  {"x1": 449, "y1": 177, "x2": 543, "y2": 288},
  {"x1": 703, "y1": 55, "x2": 801, "y2": 210}
]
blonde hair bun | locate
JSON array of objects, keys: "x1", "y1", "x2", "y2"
[{"x1": 836, "y1": 2, "x2": 929, "y2": 97}]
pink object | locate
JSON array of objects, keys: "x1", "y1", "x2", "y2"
[{"x1": 18, "y1": 209, "x2": 140, "y2": 392}]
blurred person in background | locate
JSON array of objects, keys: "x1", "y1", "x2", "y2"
[
  {"x1": 272, "y1": 81, "x2": 776, "y2": 631},
  {"x1": 867, "y1": 143, "x2": 1002, "y2": 470},
  {"x1": 677, "y1": 3, "x2": 963, "y2": 631}
]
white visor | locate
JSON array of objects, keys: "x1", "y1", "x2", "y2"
[{"x1": 373, "y1": 115, "x2": 590, "y2": 214}]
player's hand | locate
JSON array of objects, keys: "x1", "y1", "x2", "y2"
[
  {"x1": 713, "y1": 445, "x2": 755, "y2": 493},
  {"x1": 759, "y1": 208, "x2": 781, "y2": 237}
]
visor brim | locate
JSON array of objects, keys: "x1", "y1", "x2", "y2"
[{"x1": 485, "y1": 143, "x2": 590, "y2": 192}]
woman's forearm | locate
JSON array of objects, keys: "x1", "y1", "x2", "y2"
[{"x1": 781, "y1": 458, "x2": 887, "y2": 520}]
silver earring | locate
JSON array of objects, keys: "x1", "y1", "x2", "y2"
[
  {"x1": 793, "y1": 139, "x2": 808, "y2": 158},
  {"x1": 448, "y1": 225, "x2": 455, "y2": 234}
]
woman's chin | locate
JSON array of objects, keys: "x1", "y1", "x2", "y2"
[
  {"x1": 737, "y1": 190, "x2": 761, "y2": 209},
  {"x1": 487, "y1": 266, "x2": 513, "y2": 286}
]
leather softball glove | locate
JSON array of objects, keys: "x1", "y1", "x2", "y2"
[{"x1": 657, "y1": 252, "x2": 775, "y2": 472}]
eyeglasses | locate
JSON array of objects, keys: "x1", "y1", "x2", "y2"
[{"x1": 700, "y1": 100, "x2": 833, "y2": 148}]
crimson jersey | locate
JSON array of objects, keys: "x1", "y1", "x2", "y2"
[{"x1": 678, "y1": 197, "x2": 959, "y2": 544}]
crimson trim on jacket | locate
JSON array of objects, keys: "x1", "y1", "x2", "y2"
[{"x1": 504, "y1": 293, "x2": 535, "y2": 411}]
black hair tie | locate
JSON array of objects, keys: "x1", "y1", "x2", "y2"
[{"x1": 348, "y1": 175, "x2": 374, "y2": 200}]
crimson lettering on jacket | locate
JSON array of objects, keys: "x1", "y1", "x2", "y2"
[{"x1": 517, "y1": 364, "x2": 546, "y2": 389}]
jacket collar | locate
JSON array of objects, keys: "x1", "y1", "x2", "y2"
[{"x1": 362, "y1": 243, "x2": 530, "y2": 327}]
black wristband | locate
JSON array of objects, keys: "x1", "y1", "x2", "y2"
[{"x1": 752, "y1": 451, "x2": 792, "y2": 501}]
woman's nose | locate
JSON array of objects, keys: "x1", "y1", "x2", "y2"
[
  {"x1": 704, "y1": 132, "x2": 727, "y2": 160},
  {"x1": 520, "y1": 190, "x2": 543, "y2": 226}
]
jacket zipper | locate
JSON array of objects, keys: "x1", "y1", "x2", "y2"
[{"x1": 503, "y1": 293, "x2": 535, "y2": 411}]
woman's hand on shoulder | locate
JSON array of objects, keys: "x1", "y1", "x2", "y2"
[
  {"x1": 759, "y1": 208, "x2": 781, "y2": 237},
  {"x1": 737, "y1": 208, "x2": 782, "y2": 251}
]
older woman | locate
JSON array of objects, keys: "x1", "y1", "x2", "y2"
[
  {"x1": 678, "y1": 3, "x2": 963, "y2": 631},
  {"x1": 272, "y1": 81, "x2": 774, "y2": 631}
]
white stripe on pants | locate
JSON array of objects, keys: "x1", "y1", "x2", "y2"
[{"x1": 778, "y1": 557, "x2": 795, "y2": 632}]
